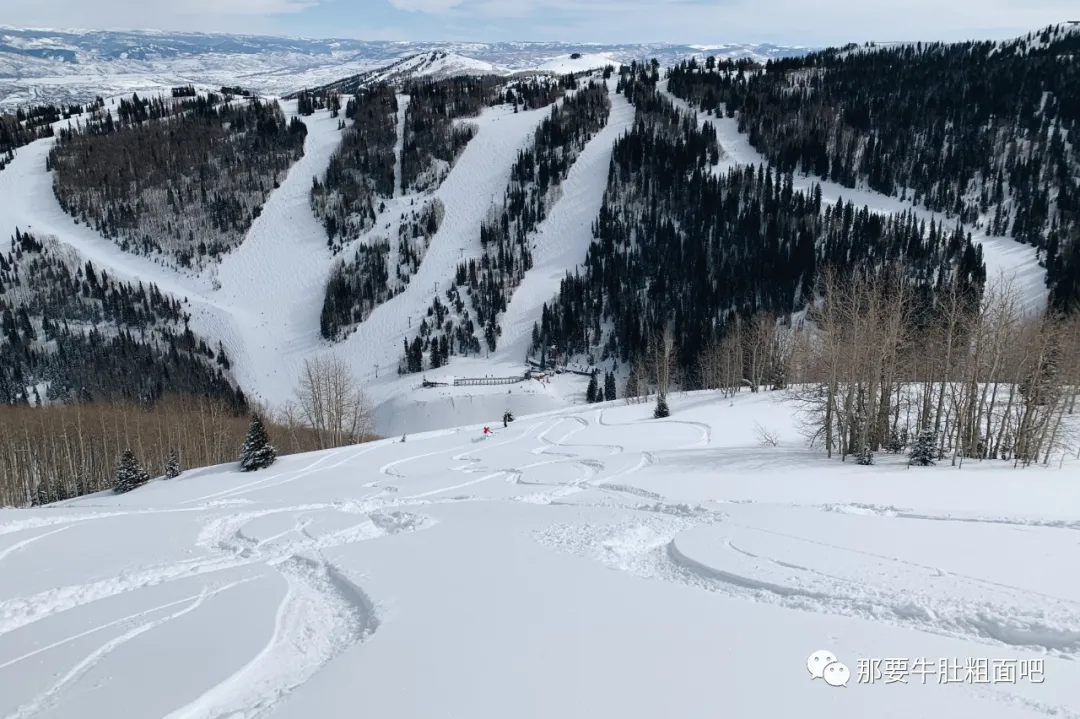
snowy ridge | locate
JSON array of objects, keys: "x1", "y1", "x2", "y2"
[
  {"x1": 0, "y1": 27, "x2": 812, "y2": 110},
  {"x1": 1, "y1": 392, "x2": 1078, "y2": 718}
]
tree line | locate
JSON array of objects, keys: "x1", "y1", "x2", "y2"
[
  {"x1": 49, "y1": 92, "x2": 308, "y2": 270},
  {"x1": 0, "y1": 99, "x2": 87, "y2": 171},
  {"x1": 1, "y1": 353, "x2": 379, "y2": 508},
  {"x1": 666, "y1": 24, "x2": 1080, "y2": 312},
  {"x1": 784, "y1": 269, "x2": 1080, "y2": 466}
]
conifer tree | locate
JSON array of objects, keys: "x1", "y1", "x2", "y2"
[
  {"x1": 604, "y1": 371, "x2": 616, "y2": 401},
  {"x1": 239, "y1": 414, "x2": 277, "y2": 471},
  {"x1": 586, "y1": 373, "x2": 599, "y2": 403},
  {"x1": 855, "y1": 444, "x2": 874, "y2": 466},
  {"x1": 114, "y1": 449, "x2": 150, "y2": 493},
  {"x1": 164, "y1": 449, "x2": 181, "y2": 479},
  {"x1": 654, "y1": 394, "x2": 670, "y2": 418},
  {"x1": 909, "y1": 427, "x2": 937, "y2": 466}
]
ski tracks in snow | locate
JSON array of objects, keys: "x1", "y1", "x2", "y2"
[
  {"x1": 161, "y1": 554, "x2": 379, "y2": 719},
  {"x1": 0, "y1": 485, "x2": 432, "y2": 718},
  {"x1": 537, "y1": 508, "x2": 1080, "y2": 662}
]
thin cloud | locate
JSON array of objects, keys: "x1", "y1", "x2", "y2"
[{"x1": 388, "y1": 0, "x2": 466, "y2": 12}]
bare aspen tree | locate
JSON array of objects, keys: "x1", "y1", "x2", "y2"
[
  {"x1": 294, "y1": 354, "x2": 375, "y2": 449},
  {"x1": 647, "y1": 327, "x2": 676, "y2": 399}
]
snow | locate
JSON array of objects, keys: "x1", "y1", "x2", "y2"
[
  {"x1": 2, "y1": 391, "x2": 1079, "y2": 718},
  {"x1": 534, "y1": 52, "x2": 616, "y2": 74}
]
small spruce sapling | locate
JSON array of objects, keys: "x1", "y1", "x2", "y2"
[
  {"x1": 908, "y1": 427, "x2": 937, "y2": 466},
  {"x1": 654, "y1": 394, "x2": 670, "y2": 418},
  {"x1": 114, "y1": 449, "x2": 150, "y2": 494},
  {"x1": 164, "y1": 449, "x2": 181, "y2": 479},
  {"x1": 239, "y1": 415, "x2": 277, "y2": 471}
]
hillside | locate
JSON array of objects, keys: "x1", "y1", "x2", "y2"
[
  {"x1": 0, "y1": 28, "x2": 1064, "y2": 449},
  {"x1": 1, "y1": 392, "x2": 1077, "y2": 717},
  {"x1": 666, "y1": 24, "x2": 1080, "y2": 310}
]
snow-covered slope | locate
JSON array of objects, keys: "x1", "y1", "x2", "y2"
[
  {"x1": 1, "y1": 391, "x2": 1078, "y2": 718},
  {"x1": 0, "y1": 27, "x2": 812, "y2": 110}
]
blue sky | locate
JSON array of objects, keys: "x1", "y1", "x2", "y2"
[{"x1": 3, "y1": 0, "x2": 1078, "y2": 45}]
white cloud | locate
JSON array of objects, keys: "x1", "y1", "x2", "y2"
[{"x1": 387, "y1": 0, "x2": 465, "y2": 12}]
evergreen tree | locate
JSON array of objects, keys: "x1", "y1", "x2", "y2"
[
  {"x1": 586, "y1": 373, "x2": 599, "y2": 403},
  {"x1": 654, "y1": 394, "x2": 670, "y2": 418},
  {"x1": 114, "y1": 449, "x2": 150, "y2": 493},
  {"x1": 239, "y1": 415, "x2": 277, "y2": 471},
  {"x1": 164, "y1": 449, "x2": 181, "y2": 479},
  {"x1": 855, "y1": 444, "x2": 874, "y2": 466},
  {"x1": 604, "y1": 371, "x2": 617, "y2": 401},
  {"x1": 909, "y1": 427, "x2": 937, "y2": 466}
]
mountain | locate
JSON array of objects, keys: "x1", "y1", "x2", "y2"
[
  {"x1": 1, "y1": 390, "x2": 1078, "y2": 717},
  {"x1": 0, "y1": 25, "x2": 1078, "y2": 719},
  {"x1": 1, "y1": 27, "x2": 1074, "y2": 505},
  {"x1": 0, "y1": 27, "x2": 813, "y2": 110}
]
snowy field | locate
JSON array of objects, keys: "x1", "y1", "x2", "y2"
[{"x1": 2, "y1": 391, "x2": 1079, "y2": 718}]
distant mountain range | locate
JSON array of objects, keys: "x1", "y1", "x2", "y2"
[{"x1": 0, "y1": 27, "x2": 813, "y2": 109}]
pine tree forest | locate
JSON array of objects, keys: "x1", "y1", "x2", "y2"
[
  {"x1": 531, "y1": 63, "x2": 986, "y2": 384},
  {"x1": 399, "y1": 76, "x2": 504, "y2": 194},
  {"x1": 0, "y1": 229, "x2": 245, "y2": 409},
  {"x1": 0, "y1": 100, "x2": 85, "y2": 172},
  {"x1": 665, "y1": 24, "x2": 1080, "y2": 312},
  {"x1": 49, "y1": 92, "x2": 308, "y2": 270},
  {"x1": 311, "y1": 84, "x2": 398, "y2": 250}
]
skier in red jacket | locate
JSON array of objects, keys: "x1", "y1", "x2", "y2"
[{"x1": 483, "y1": 426, "x2": 491, "y2": 435}]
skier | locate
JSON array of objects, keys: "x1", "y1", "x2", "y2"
[{"x1": 483, "y1": 426, "x2": 491, "y2": 436}]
